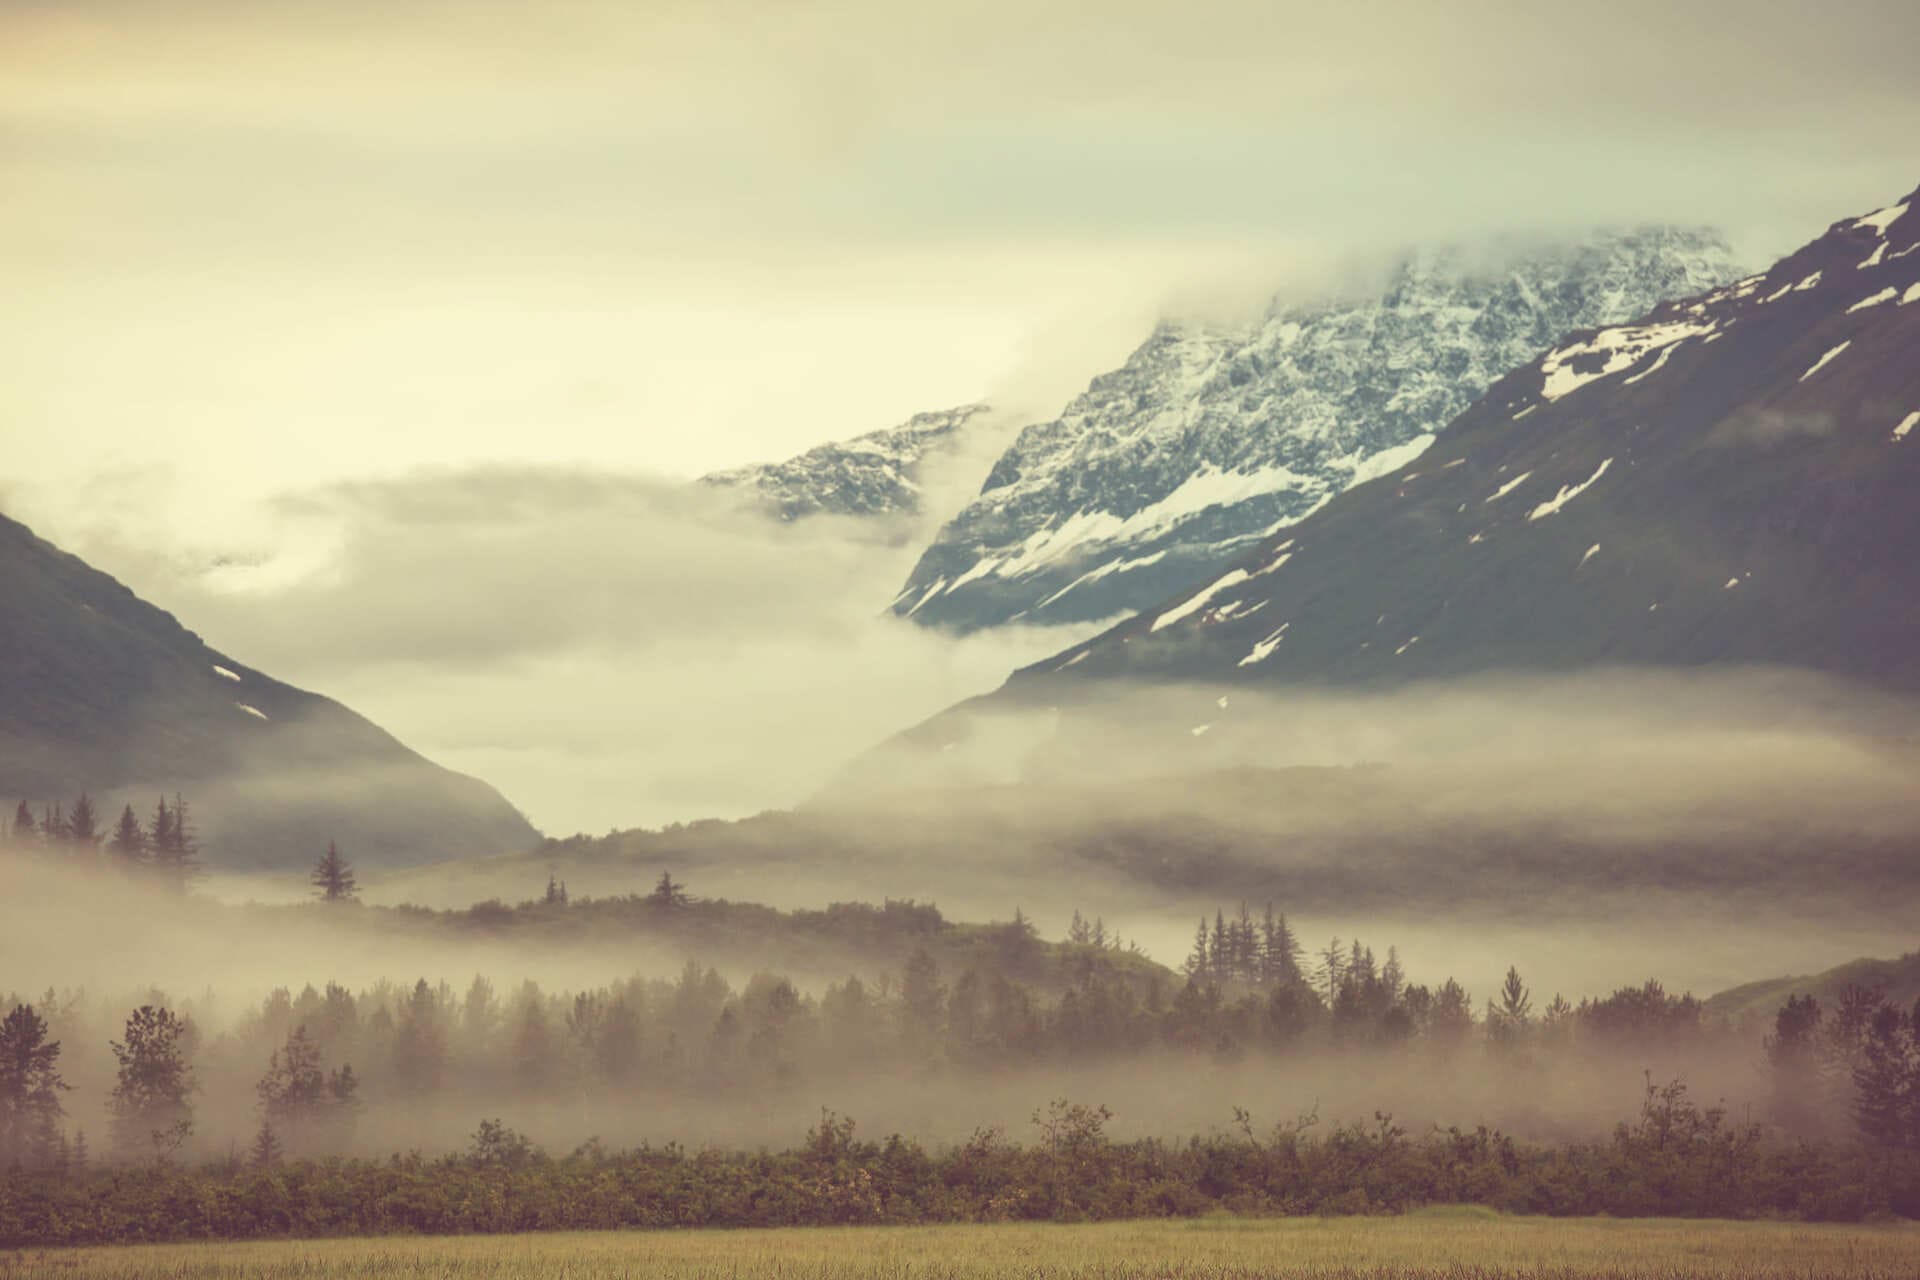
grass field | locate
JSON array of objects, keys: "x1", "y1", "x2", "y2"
[{"x1": 5, "y1": 1211, "x2": 1920, "y2": 1279}]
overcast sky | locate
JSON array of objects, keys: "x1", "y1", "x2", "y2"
[{"x1": 5, "y1": 0, "x2": 1918, "y2": 835}]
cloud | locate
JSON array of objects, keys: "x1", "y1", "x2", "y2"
[{"x1": 22, "y1": 456, "x2": 1100, "y2": 834}]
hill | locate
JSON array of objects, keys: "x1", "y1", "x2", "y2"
[{"x1": 0, "y1": 511, "x2": 538, "y2": 870}]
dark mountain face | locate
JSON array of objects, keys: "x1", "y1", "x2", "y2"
[
  {"x1": 978, "y1": 183, "x2": 1920, "y2": 704},
  {"x1": 0, "y1": 513, "x2": 538, "y2": 871}
]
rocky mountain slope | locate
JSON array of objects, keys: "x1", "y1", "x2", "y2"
[
  {"x1": 701, "y1": 405, "x2": 989, "y2": 521},
  {"x1": 939, "y1": 181, "x2": 1920, "y2": 724},
  {"x1": 0, "y1": 512, "x2": 539, "y2": 871},
  {"x1": 891, "y1": 231, "x2": 1740, "y2": 631}
]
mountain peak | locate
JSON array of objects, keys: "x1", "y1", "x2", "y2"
[{"x1": 889, "y1": 228, "x2": 1742, "y2": 634}]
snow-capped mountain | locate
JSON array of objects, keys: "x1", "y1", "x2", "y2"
[
  {"x1": 890, "y1": 230, "x2": 1741, "y2": 632},
  {"x1": 917, "y1": 181, "x2": 1920, "y2": 739},
  {"x1": 0, "y1": 512, "x2": 539, "y2": 870},
  {"x1": 701, "y1": 405, "x2": 990, "y2": 521}
]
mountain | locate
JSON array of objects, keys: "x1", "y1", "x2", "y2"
[
  {"x1": 0, "y1": 512, "x2": 539, "y2": 871},
  {"x1": 700, "y1": 405, "x2": 991, "y2": 521},
  {"x1": 985, "y1": 182, "x2": 1920, "y2": 699},
  {"x1": 1708, "y1": 950, "x2": 1920, "y2": 1029},
  {"x1": 890, "y1": 230, "x2": 1740, "y2": 632}
]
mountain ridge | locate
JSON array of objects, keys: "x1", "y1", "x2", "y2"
[
  {"x1": 0, "y1": 510, "x2": 540, "y2": 871},
  {"x1": 890, "y1": 228, "x2": 1742, "y2": 633}
]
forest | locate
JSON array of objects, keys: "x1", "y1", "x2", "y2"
[{"x1": 6, "y1": 796, "x2": 1920, "y2": 1245}]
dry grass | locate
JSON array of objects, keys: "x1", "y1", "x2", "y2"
[{"x1": 5, "y1": 1210, "x2": 1920, "y2": 1279}]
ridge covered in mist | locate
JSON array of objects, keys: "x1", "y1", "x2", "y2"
[{"x1": 0, "y1": 512, "x2": 539, "y2": 871}]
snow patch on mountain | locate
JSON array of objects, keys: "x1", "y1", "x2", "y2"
[
  {"x1": 702, "y1": 405, "x2": 991, "y2": 521},
  {"x1": 893, "y1": 228, "x2": 1740, "y2": 632}
]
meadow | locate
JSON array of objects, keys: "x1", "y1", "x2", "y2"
[{"x1": 5, "y1": 1212, "x2": 1920, "y2": 1280}]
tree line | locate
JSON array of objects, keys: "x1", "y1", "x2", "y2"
[
  {"x1": 3, "y1": 1079, "x2": 1918, "y2": 1246},
  {"x1": 5, "y1": 791, "x2": 203, "y2": 890},
  {"x1": 8, "y1": 941, "x2": 1919, "y2": 1177}
]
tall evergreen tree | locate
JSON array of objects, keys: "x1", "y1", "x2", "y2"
[
  {"x1": 1315, "y1": 938, "x2": 1346, "y2": 1003},
  {"x1": 108, "y1": 1005, "x2": 195, "y2": 1158},
  {"x1": 146, "y1": 796, "x2": 175, "y2": 860},
  {"x1": 150, "y1": 793, "x2": 203, "y2": 889},
  {"x1": 391, "y1": 979, "x2": 446, "y2": 1094},
  {"x1": 1488, "y1": 965, "x2": 1533, "y2": 1049},
  {"x1": 0, "y1": 1005, "x2": 68, "y2": 1170},
  {"x1": 9, "y1": 801, "x2": 32, "y2": 844},
  {"x1": 1186, "y1": 917, "x2": 1211, "y2": 980},
  {"x1": 649, "y1": 871, "x2": 689, "y2": 908},
  {"x1": 310, "y1": 842, "x2": 358, "y2": 902},
  {"x1": 66, "y1": 792, "x2": 101, "y2": 850},
  {"x1": 108, "y1": 804, "x2": 146, "y2": 866}
]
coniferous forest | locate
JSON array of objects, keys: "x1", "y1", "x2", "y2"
[{"x1": 5, "y1": 803, "x2": 1920, "y2": 1245}]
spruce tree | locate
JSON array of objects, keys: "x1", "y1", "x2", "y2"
[
  {"x1": 391, "y1": 979, "x2": 445, "y2": 1094},
  {"x1": 310, "y1": 842, "x2": 358, "y2": 902},
  {"x1": 150, "y1": 793, "x2": 203, "y2": 890},
  {"x1": 108, "y1": 805, "x2": 146, "y2": 866},
  {"x1": 1186, "y1": 917, "x2": 1210, "y2": 979},
  {"x1": 66, "y1": 792, "x2": 101, "y2": 850},
  {"x1": 649, "y1": 871, "x2": 688, "y2": 908},
  {"x1": 249, "y1": 1121, "x2": 282, "y2": 1168},
  {"x1": 10, "y1": 801, "x2": 32, "y2": 844}
]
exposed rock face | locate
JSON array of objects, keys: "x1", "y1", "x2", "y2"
[
  {"x1": 891, "y1": 230, "x2": 1741, "y2": 631},
  {"x1": 980, "y1": 183, "x2": 1920, "y2": 706},
  {"x1": 701, "y1": 405, "x2": 990, "y2": 521}
]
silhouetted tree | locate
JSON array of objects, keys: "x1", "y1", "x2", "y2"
[
  {"x1": 391, "y1": 980, "x2": 446, "y2": 1094},
  {"x1": 310, "y1": 842, "x2": 358, "y2": 903},
  {"x1": 66, "y1": 792, "x2": 101, "y2": 851},
  {"x1": 108, "y1": 804, "x2": 145, "y2": 867},
  {"x1": 1487, "y1": 966, "x2": 1533, "y2": 1050},
  {"x1": 1186, "y1": 918, "x2": 1211, "y2": 980},
  {"x1": 649, "y1": 872, "x2": 689, "y2": 908},
  {"x1": 249, "y1": 1121, "x2": 282, "y2": 1168},
  {"x1": 108, "y1": 1005, "x2": 195, "y2": 1158},
  {"x1": 9, "y1": 801, "x2": 32, "y2": 844},
  {"x1": 0, "y1": 1005, "x2": 68, "y2": 1170}
]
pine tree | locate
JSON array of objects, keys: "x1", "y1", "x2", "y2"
[
  {"x1": 40, "y1": 804, "x2": 66, "y2": 845},
  {"x1": 66, "y1": 792, "x2": 101, "y2": 850},
  {"x1": 1068, "y1": 910, "x2": 1091, "y2": 945},
  {"x1": 1261, "y1": 908, "x2": 1303, "y2": 986},
  {"x1": 1488, "y1": 965, "x2": 1533, "y2": 1048},
  {"x1": 1315, "y1": 938, "x2": 1346, "y2": 1003},
  {"x1": 249, "y1": 1120, "x2": 282, "y2": 1168},
  {"x1": 146, "y1": 796, "x2": 174, "y2": 859},
  {"x1": 1381, "y1": 947, "x2": 1406, "y2": 1001},
  {"x1": 310, "y1": 842, "x2": 358, "y2": 902},
  {"x1": 150, "y1": 793, "x2": 203, "y2": 890},
  {"x1": 543, "y1": 873, "x2": 569, "y2": 906},
  {"x1": 1209, "y1": 910, "x2": 1229, "y2": 977},
  {"x1": 0, "y1": 1004, "x2": 69, "y2": 1170},
  {"x1": 10, "y1": 801, "x2": 32, "y2": 844},
  {"x1": 1186, "y1": 917, "x2": 1210, "y2": 980},
  {"x1": 391, "y1": 979, "x2": 445, "y2": 1094},
  {"x1": 649, "y1": 871, "x2": 689, "y2": 908},
  {"x1": 108, "y1": 805, "x2": 146, "y2": 867}
]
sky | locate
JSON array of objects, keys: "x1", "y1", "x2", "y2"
[{"x1": 4, "y1": 0, "x2": 1919, "y2": 835}]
